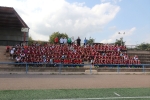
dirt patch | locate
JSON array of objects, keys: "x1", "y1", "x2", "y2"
[{"x1": 0, "y1": 75, "x2": 150, "y2": 90}]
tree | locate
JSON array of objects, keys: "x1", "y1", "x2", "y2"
[
  {"x1": 28, "y1": 36, "x2": 34, "y2": 46},
  {"x1": 49, "y1": 32, "x2": 68, "y2": 43},
  {"x1": 115, "y1": 37, "x2": 125, "y2": 46},
  {"x1": 136, "y1": 43, "x2": 150, "y2": 50},
  {"x1": 87, "y1": 37, "x2": 95, "y2": 45}
]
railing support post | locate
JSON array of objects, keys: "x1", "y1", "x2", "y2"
[
  {"x1": 90, "y1": 64, "x2": 92, "y2": 74},
  {"x1": 117, "y1": 65, "x2": 120, "y2": 74},
  {"x1": 26, "y1": 63, "x2": 28, "y2": 74},
  {"x1": 59, "y1": 63, "x2": 62, "y2": 74},
  {"x1": 142, "y1": 65, "x2": 145, "y2": 73}
]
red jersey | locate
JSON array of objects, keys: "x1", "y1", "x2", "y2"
[{"x1": 54, "y1": 37, "x2": 59, "y2": 43}]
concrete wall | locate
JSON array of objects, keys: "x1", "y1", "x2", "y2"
[{"x1": 0, "y1": 28, "x2": 28, "y2": 46}]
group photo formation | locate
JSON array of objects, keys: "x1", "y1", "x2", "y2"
[
  {"x1": 8, "y1": 36, "x2": 141, "y2": 67},
  {"x1": 0, "y1": 0, "x2": 150, "y2": 99}
]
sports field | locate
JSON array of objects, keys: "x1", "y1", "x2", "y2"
[
  {"x1": 0, "y1": 74, "x2": 150, "y2": 100},
  {"x1": 0, "y1": 88, "x2": 150, "y2": 100}
]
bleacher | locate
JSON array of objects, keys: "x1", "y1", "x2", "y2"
[
  {"x1": 0, "y1": 46, "x2": 14, "y2": 68},
  {"x1": 8, "y1": 43, "x2": 141, "y2": 67}
]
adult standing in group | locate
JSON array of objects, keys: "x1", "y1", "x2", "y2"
[
  {"x1": 84, "y1": 37, "x2": 87, "y2": 46},
  {"x1": 67, "y1": 37, "x2": 72, "y2": 46},
  {"x1": 59, "y1": 37, "x2": 63, "y2": 45},
  {"x1": 63, "y1": 37, "x2": 67, "y2": 44},
  {"x1": 54, "y1": 37, "x2": 59, "y2": 44},
  {"x1": 76, "y1": 37, "x2": 81, "y2": 46}
]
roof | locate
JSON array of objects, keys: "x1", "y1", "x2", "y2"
[{"x1": 0, "y1": 6, "x2": 29, "y2": 29}]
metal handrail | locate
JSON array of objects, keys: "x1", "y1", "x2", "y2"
[{"x1": 0, "y1": 62, "x2": 149, "y2": 74}]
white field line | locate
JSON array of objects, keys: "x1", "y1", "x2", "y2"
[
  {"x1": 34, "y1": 96, "x2": 150, "y2": 100},
  {"x1": 114, "y1": 92, "x2": 121, "y2": 96}
]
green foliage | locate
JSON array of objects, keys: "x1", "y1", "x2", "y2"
[
  {"x1": 28, "y1": 36, "x2": 34, "y2": 46},
  {"x1": 49, "y1": 32, "x2": 68, "y2": 43},
  {"x1": 28, "y1": 36, "x2": 48, "y2": 46},
  {"x1": 36, "y1": 40, "x2": 48, "y2": 46},
  {"x1": 87, "y1": 37, "x2": 95, "y2": 45},
  {"x1": 94, "y1": 66, "x2": 99, "y2": 68},
  {"x1": 115, "y1": 37, "x2": 125, "y2": 46},
  {"x1": 76, "y1": 66, "x2": 79, "y2": 68},
  {"x1": 136, "y1": 43, "x2": 150, "y2": 50}
]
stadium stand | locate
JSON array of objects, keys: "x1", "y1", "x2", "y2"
[
  {"x1": 127, "y1": 50, "x2": 150, "y2": 64},
  {"x1": 0, "y1": 46, "x2": 15, "y2": 67},
  {"x1": 0, "y1": 6, "x2": 29, "y2": 46},
  {"x1": 6, "y1": 43, "x2": 141, "y2": 67}
]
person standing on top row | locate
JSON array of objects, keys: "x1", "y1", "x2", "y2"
[
  {"x1": 54, "y1": 37, "x2": 59, "y2": 44},
  {"x1": 76, "y1": 37, "x2": 81, "y2": 46},
  {"x1": 63, "y1": 37, "x2": 67, "y2": 44},
  {"x1": 84, "y1": 37, "x2": 87, "y2": 46},
  {"x1": 59, "y1": 37, "x2": 63, "y2": 45},
  {"x1": 67, "y1": 37, "x2": 72, "y2": 46}
]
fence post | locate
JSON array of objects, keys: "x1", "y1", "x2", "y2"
[
  {"x1": 117, "y1": 65, "x2": 120, "y2": 74},
  {"x1": 26, "y1": 63, "x2": 28, "y2": 74},
  {"x1": 142, "y1": 65, "x2": 145, "y2": 73},
  {"x1": 90, "y1": 64, "x2": 92, "y2": 74},
  {"x1": 59, "y1": 63, "x2": 62, "y2": 74}
]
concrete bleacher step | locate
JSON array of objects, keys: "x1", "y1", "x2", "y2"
[
  {"x1": 83, "y1": 61, "x2": 90, "y2": 68},
  {"x1": 0, "y1": 46, "x2": 14, "y2": 68},
  {"x1": 141, "y1": 61, "x2": 150, "y2": 64},
  {"x1": 127, "y1": 50, "x2": 150, "y2": 64},
  {"x1": 85, "y1": 70, "x2": 97, "y2": 74},
  {"x1": 83, "y1": 61, "x2": 95, "y2": 68},
  {"x1": 127, "y1": 50, "x2": 150, "y2": 54},
  {"x1": 84, "y1": 61, "x2": 89, "y2": 64}
]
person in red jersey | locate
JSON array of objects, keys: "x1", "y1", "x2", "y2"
[
  {"x1": 6, "y1": 45, "x2": 10, "y2": 54},
  {"x1": 137, "y1": 60, "x2": 141, "y2": 64},
  {"x1": 54, "y1": 37, "x2": 59, "y2": 44}
]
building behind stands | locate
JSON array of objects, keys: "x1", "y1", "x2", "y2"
[{"x1": 0, "y1": 6, "x2": 29, "y2": 46}]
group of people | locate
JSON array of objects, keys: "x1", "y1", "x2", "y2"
[
  {"x1": 5, "y1": 42, "x2": 141, "y2": 67},
  {"x1": 54, "y1": 36, "x2": 87, "y2": 46}
]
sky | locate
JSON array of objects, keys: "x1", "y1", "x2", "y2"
[{"x1": 0, "y1": 0, "x2": 150, "y2": 45}]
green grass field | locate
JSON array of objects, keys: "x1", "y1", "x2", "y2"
[{"x1": 0, "y1": 88, "x2": 150, "y2": 100}]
